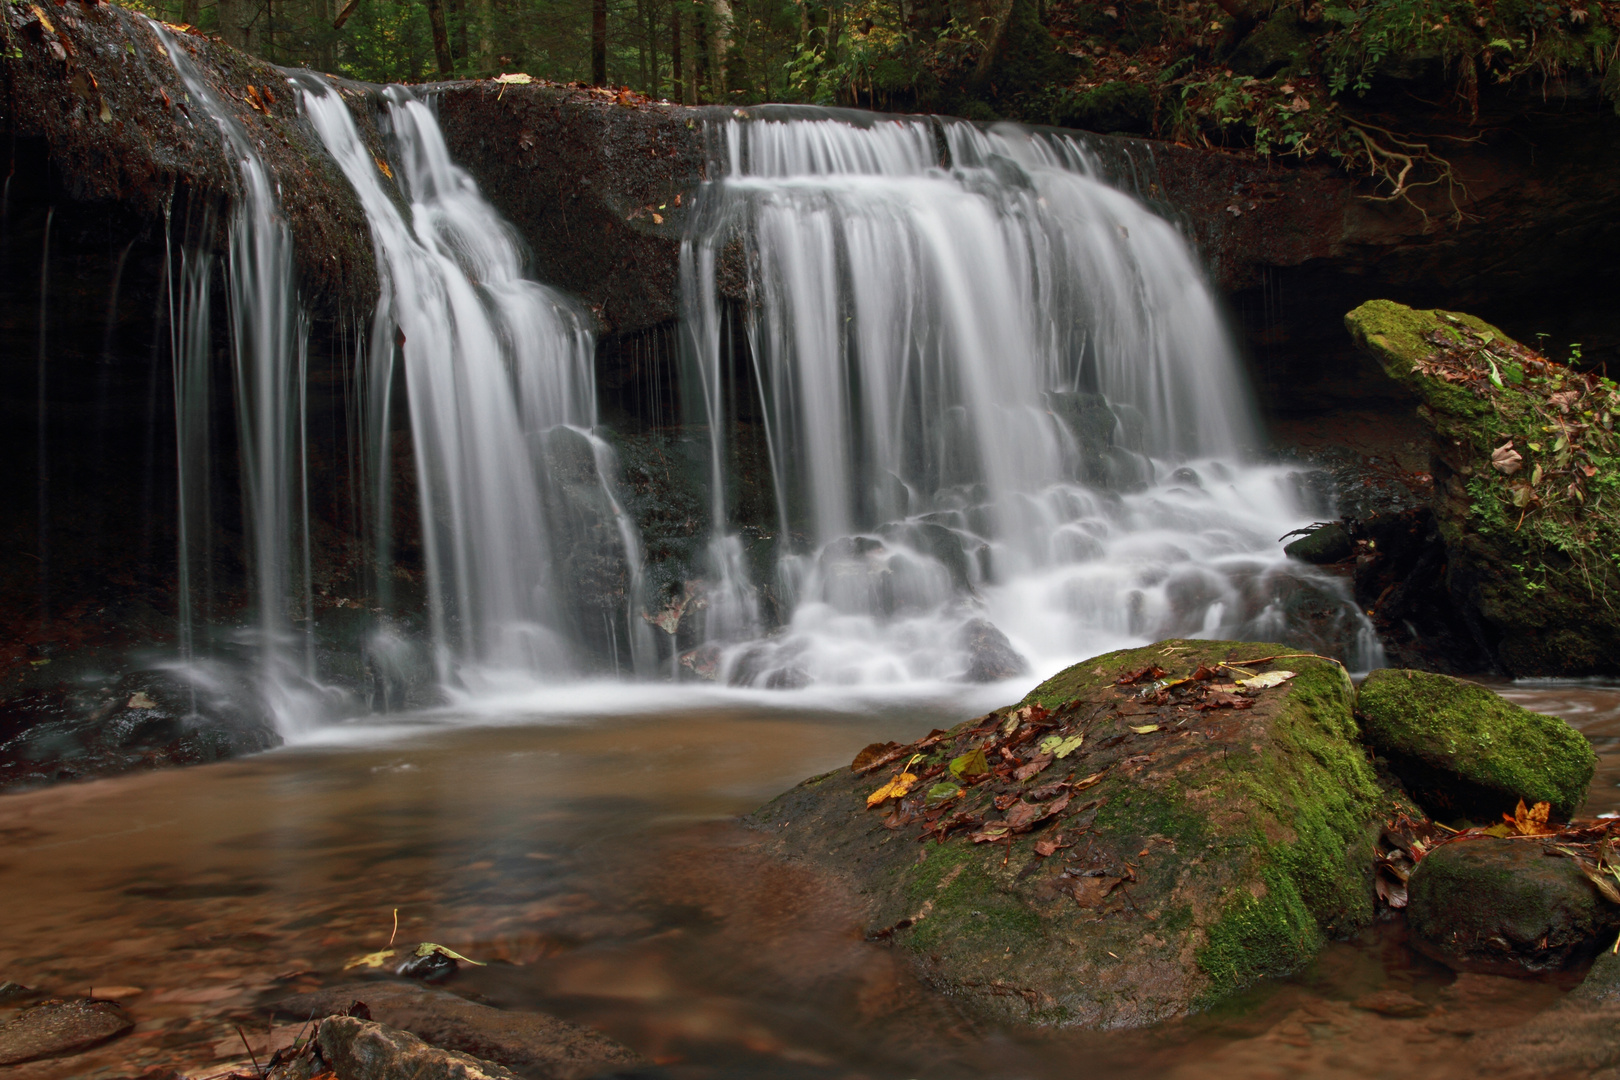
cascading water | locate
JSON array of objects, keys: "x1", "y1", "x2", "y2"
[
  {"x1": 153, "y1": 24, "x2": 331, "y2": 730},
  {"x1": 681, "y1": 112, "x2": 1381, "y2": 686},
  {"x1": 300, "y1": 82, "x2": 654, "y2": 691}
]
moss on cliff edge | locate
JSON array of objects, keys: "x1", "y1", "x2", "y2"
[{"x1": 1347, "y1": 299, "x2": 1620, "y2": 675}]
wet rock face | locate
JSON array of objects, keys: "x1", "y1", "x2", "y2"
[
  {"x1": 0, "y1": 3, "x2": 377, "y2": 313},
  {"x1": 269, "y1": 1015, "x2": 518, "y2": 1080},
  {"x1": 0, "y1": 666, "x2": 279, "y2": 793},
  {"x1": 1356, "y1": 668, "x2": 1595, "y2": 821},
  {"x1": 1406, "y1": 839, "x2": 1620, "y2": 974},
  {"x1": 747, "y1": 639, "x2": 1385, "y2": 1029}
]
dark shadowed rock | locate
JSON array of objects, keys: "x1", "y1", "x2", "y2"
[
  {"x1": 1406, "y1": 838, "x2": 1620, "y2": 974},
  {"x1": 271, "y1": 982, "x2": 640, "y2": 1080},
  {"x1": 1284, "y1": 522, "x2": 1352, "y2": 564},
  {"x1": 1356, "y1": 668, "x2": 1595, "y2": 821},
  {"x1": 747, "y1": 639, "x2": 1385, "y2": 1028},
  {"x1": 0, "y1": 998, "x2": 133, "y2": 1065}
]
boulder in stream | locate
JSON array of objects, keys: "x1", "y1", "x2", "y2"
[
  {"x1": 1356, "y1": 668, "x2": 1595, "y2": 821},
  {"x1": 1406, "y1": 837, "x2": 1620, "y2": 974},
  {"x1": 267, "y1": 1014, "x2": 516, "y2": 1080},
  {"x1": 747, "y1": 639, "x2": 1386, "y2": 1027}
]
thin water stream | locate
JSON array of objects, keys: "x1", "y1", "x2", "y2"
[{"x1": 2, "y1": 680, "x2": 1616, "y2": 1080}]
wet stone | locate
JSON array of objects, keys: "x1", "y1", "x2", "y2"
[
  {"x1": 0, "y1": 997, "x2": 134, "y2": 1065},
  {"x1": 1406, "y1": 838, "x2": 1620, "y2": 974}
]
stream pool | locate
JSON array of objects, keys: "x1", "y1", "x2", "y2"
[{"x1": 2, "y1": 679, "x2": 1618, "y2": 1080}]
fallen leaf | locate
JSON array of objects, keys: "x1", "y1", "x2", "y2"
[
  {"x1": 1115, "y1": 665, "x2": 1166, "y2": 686},
  {"x1": 1071, "y1": 770, "x2": 1107, "y2": 791},
  {"x1": 28, "y1": 2, "x2": 55, "y2": 33},
  {"x1": 1129, "y1": 724, "x2": 1160, "y2": 734},
  {"x1": 1574, "y1": 858, "x2": 1620, "y2": 904},
  {"x1": 1199, "y1": 691, "x2": 1254, "y2": 710},
  {"x1": 950, "y1": 748, "x2": 990, "y2": 779},
  {"x1": 1504, "y1": 798, "x2": 1554, "y2": 836},
  {"x1": 1237, "y1": 670, "x2": 1295, "y2": 690},
  {"x1": 343, "y1": 948, "x2": 399, "y2": 970},
  {"x1": 1069, "y1": 875, "x2": 1123, "y2": 907},
  {"x1": 127, "y1": 691, "x2": 156, "y2": 709},
  {"x1": 413, "y1": 942, "x2": 485, "y2": 966},
  {"x1": 1004, "y1": 801, "x2": 1043, "y2": 830},
  {"x1": 1012, "y1": 753, "x2": 1053, "y2": 781},
  {"x1": 1034, "y1": 835, "x2": 1070, "y2": 857},
  {"x1": 1014, "y1": 702, "x2": 1052, "y2": 724},
  {"x1": 851, "y1": 741, "x2": 903, "y2": 772},
  {"x1": 926, "y1": 782, "x2": 962, "y2": 802},
  {"x1": 1491, "y1": 441, "x2": 1524, "y2": 475},
  {"x1": 1038, "y1": 733, "x2": 1084, "y2": 759},
  {"x1": 970, "y1": 822, "x2": 1011, "y2": 843},
  {"x1": 494, "y1": 72, "x2": 533, "y2": 84},
  {"x1": 651, "y1": 213, "x2": 663, "y2": 224},
  {"x1": 867, "y1": 769, "x2": 920, "y2": 808}
]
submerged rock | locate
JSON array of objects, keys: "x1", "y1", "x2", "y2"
[
  {"x1": 1347, "y1": 300, "x2": 1620, "y2": 676},
  {"x1": 1406, "y1": 838, "x2": 1620, "y2": 974},
  {"x1": 271, "y1": 982, "x2": 641, "y2": 1080},
  {"x1": 0, "y1": 998, "x2": 133, "y2": 1065},
  {"x1": 747, "y1": 639, "x2": 1385, "y2": 1028},
  {"x1": 268, "y1": 1015, "x2": 516, "y2": 1080},
  {"x1": 1356, "y1": 668, "x2": 1594, "y2": 821}
]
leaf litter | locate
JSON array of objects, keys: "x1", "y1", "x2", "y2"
[{"x1": 853, "y1": 652, "x2": 1308, "y2": 905}]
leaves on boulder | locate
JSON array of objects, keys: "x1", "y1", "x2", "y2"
[
  {"x1": 1037, "y1": 733, "x2": 1084, "y2": 759},
  {"x1": 949, "y1": 747, "x2": 990, "y2": 779},
  {"x1": 867, "y1": 757, "x2": 923, "y2": 808}
]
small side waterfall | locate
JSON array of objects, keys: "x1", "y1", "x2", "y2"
[
  {"x1": 301, "y1": 83, "x2": 653, "y2": 690},
  {"x1": 682, "y1": 113, "x2": 1380, "y2": 685},
  {"x1": 154, "y1": 24, "x2": 329, "y2": 730}
]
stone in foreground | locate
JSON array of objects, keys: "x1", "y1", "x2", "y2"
[
  {"x1": 268, "y1": 1015, "x2": 515, "y2": 1080},
  {"x1": 0, "y1": 998, "x2": 133, "y2": 1065},
  {"x1": 271, "y1": 982, "x2": 640, "y2": 1079},
  {"x1": 747, "y1": 640, "x2": 1385, "y2": 1028},
  {"x1": 1356, "y1": 668, "x2": 1594, "y2": 821},
  {"x1": 1406, "y1": 837, "x2": 1620, "y2": 974}
]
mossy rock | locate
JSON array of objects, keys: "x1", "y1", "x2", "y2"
[
  {"x1": 1284, "y1": 522, "x2": 1351, "y2": 564},
  {"x1": 746, "y1": 639, "x2": 1385, "y2": 1028},
  {"x1": 1346, "y1": 300, "x2": 1620, "y2": 676},
  {"x1": 1227, "y1": 13, "x2": 1312, "y2": 77},
  {"x1": 1356, "y1": 668, "x2": 1594, "y2": 820},
  {"x1": 1406, "y1": 838, "x2": 1620, "y2": 973}
]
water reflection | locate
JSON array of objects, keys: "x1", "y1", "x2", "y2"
[{"x1": 0, "y1": 682, "x2": 1615, "y2": 1078}]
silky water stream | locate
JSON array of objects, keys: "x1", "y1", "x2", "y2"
[{"x1": 1, "y1": 681, "x2": 1617, "y2": 1080}]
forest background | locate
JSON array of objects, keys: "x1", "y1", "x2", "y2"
[{"x1": 120, "y1": 0, "x2": 1620, "y2": 203}]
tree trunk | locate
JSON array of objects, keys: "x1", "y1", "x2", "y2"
[
  {"x1": 708, "y1": 0, "x2": 730, "y2": 97},
  {"x1": 182, "y1": 0, "x2": 199, "y2": 29},
  {"x1": 427, "y1": 0, "x2": 454, "y2": 74},
  {"x1": 670, "y1": 2, "x2": 684, "y2": 102},
  {"x1": 691, "y1": 0, "x2": 708, "y2": 100},
  {"x1": 592, "y1": 0, "x2": 608, "y2": 84},
  {"x1": 217, "y1": 0, "x2": 247, "y2": 50}
]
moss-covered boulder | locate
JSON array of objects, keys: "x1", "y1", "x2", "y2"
[
  {"x1": 1406, "y1": 838, "x2": 1620, "y2": 973},
  {"x1": 746, "y1": 639, "x2": 1386, "y2": 1028},
  {"x1": 1346, "y1": 300, "x2": 1620, "y2": 676},
  {"x1": 1356, "y1": 668, "x2": 1594, "y2": 821}
]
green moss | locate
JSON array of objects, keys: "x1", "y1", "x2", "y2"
[
  {"x1": 1197, "y1": 864, "x2": 1324, "y2": 1004},
  {"x1": 1357, "y1": 668, "x2": 1595, "y2": 817},
  {"x1": 903, "y1": 843, "x2": 1041, "y2": 952}
]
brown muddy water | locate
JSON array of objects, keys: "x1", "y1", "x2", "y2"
[{"x1": 2, "y1": 680, "x2": 1619, "y2": 1080}]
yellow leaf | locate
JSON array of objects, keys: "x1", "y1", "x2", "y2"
[
  {"x1": 1129, "y1": 724, "x2": 1160, "y2": 734},
  {"x1": 1038, "y1": 733, "x2": 1084, "y2": 759},
  {"x1": 651, "y1": 213, "x2": 663, "y2": 225},
  {"x1": 414, "y1": 942, "x2": 485, "y2": 966},
  {"x1": 950, "y1": 748, "x2": 989, "y2": 778},
  {"x1": 29, "y1": 3, "x2": 55, "y2": 33},
  {"x1": 343, "y1": 948, "x2": 399, "y2": 970},
  {"x1": 493, "y1": 72, "x2": 533, "y2": 84},
  {"x1": 127, "y1": 691, "x2": 157, "y2": 709},
  {"x1": 866, "y1": 771, "x2": 918, "y2": 807}
]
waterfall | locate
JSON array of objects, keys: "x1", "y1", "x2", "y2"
[
  {"x1": 681, "y1": 112, "x2": 1381, "y2": 686},
  {"x1": 301, "y1": 82, "x2": 654, "y2": 690},
  {"x1": 153, "y1": 24, "x2": 330, "y2": 731}
]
